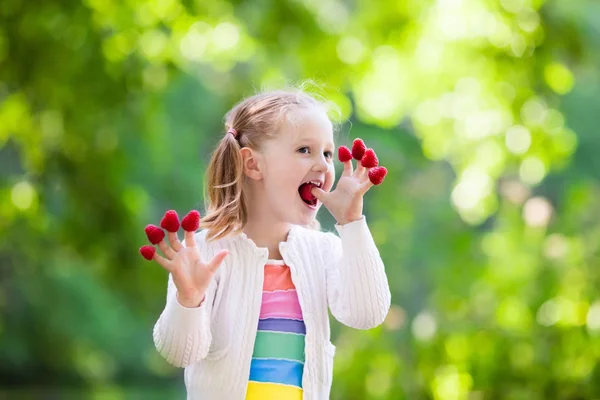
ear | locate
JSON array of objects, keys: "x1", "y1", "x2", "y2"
[{"x1": 240, "y1": 147, "x2": 263, "y2": 180}]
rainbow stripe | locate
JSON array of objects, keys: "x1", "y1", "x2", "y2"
[{"x1": 246, "y1": 262, "x2": 305, "y2": 400}]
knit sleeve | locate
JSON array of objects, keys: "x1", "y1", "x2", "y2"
[
  {"x1": 325, "y1": 216, "x2": 391, "y2": 330},
  {"x1": 152, "y1": 234, "x2": 216, "y2": 368}
]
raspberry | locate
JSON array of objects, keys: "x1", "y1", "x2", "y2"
[
  {"x1": 160, "y1": 210, "x2": 180, "y2": 232},
  {"x1": 338, "y1": 146, "x2": 352, "y2": 162},
  {"x1": 139, "y1": 245, "x2": 156, "y2": 260},
  {"x1": 368, "y1": 166, "x2": 388, "y2": 185},
  {"x1": 361, "y1": 149, "x2": 379, "y2": 168},
  {"x1": 145, "y1": 224, "x2": 165, "y2": 244},
  {"x1": 299, "y1": 183, "x2": 317, "y2": 204},
  {"x1": 352, "y1": 138, "x2": 366, "y2": 160},
  {"x1": 181, "y1": 210, "x2": 201, "y2": 232}
]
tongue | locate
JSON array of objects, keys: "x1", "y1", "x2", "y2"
[{"x1": 299, "y1": 183, "x2": 317, "y2": 204}]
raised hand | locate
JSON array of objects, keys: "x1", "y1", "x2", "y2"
[
  {"x1": 311, "y1": 138, "x2": 388, "y2": 226},
  {"x1": 139, "y1": 210, "x2": 229, "y2": 308}
]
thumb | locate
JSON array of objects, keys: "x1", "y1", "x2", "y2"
[
  {"x1": 311, "y1": 186, "x2": 328, "y2": 203},
  {"x1": 207, "y1": 249, "x2": 229, "y2": 274}
]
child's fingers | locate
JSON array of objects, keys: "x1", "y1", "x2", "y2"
[
  {"x1": 354, "y1": 162, "x2": 366, "y2": 178},
  {"x1": 205, "y1": 249, "x2": 229, "y2": 274},
  {"x1": 153, "y1": 252, "x2": 174, "y2": 272},
  {"x1": 167, "y1": 231, "x2": 183, "y2": 252},
  {"x1": 184, "y1": 230, "x2": 197, "y2": 249},
  {"x1": 157, "y1": 240, "x2": 176, "y2": 259},
  {"x1": 140, "y1": 245, "x2": 173, "y2": 271},
  {"x1": 359, "y1": 178, "x2": 374, "y2": 195},
  {"x1": 341, "y1": 159, "x2": 353, "y2": 178}
]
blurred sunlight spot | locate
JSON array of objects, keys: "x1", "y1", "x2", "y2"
[
  {"x1": 143, "y1": 64, "x2": 169, "y2": 91},
  {"x1": 90, "y1": 386, "x2": 124, "y2": 400},
  {"x1": 509, "y1": 33, "x2": 527, "y2": 57},
  {"x1": 150, "y1": 0, "x2": 182, "y2": 22},
  {"x1": 139, "y1": 30, "x2": 168, "y2": 59},
  {"x1": 123, "y1": 186, "x2": 150, "y2": 217},
  {"x1": 74, "y1": 344, "x2": 116, "y2": 382},
  {"x1": 501, "y1": 0, "x2": 525, "y2": 13},
  {"x1": 522, "y1": 196, "x2": 552, "y2": 227},
  {"x1": 103, "y1": 33, "x2": 135, "y2": 62},
  {"x1": 497, "y1": 81, "x2": 516, "y2": 102},
  {"x1": 505, "y1": 125, "x2": 531, "y2": 155},
  {"x1": 212, "y1": 22, "x2": 240, "y2": 51},
  {"x1": 517, "y1": 8, "x2": 540, "y2": 32},
  {"x1": 432, "y1": 365, "x2": 473, "y2": 400},
  {"x1": 464, "y1": 111, "x2": 495, "y2": 139},
  {"x1": 436, "y1": 8, "x2": 467, "y2": 41},
  {"x1": 11, "y1": 181, "x2": 36, "y2": 211},
  {"x1": 521, "y1": 97, "x2": 547, "y2": 126},
  {"x1": 415, "y1": 99, "x2": 442, "y2": 126},
  {"x1": 180, "y1": 22, "x2": 210, "y2": 61},
  {"x1": 451, "y1": 168, "x2": 492, "y2": 210},
  {"x1": 357, "y1": 46, "x2": 406, "y2": 122},
  {"x1": 544, "y1": 63, "x2": 575, "y2": 95},
  {"x1": 543, "y1": 233, "x2": 569, "y2": 260},
  {"x1": 488, "y1": 19, "x2": 512, "y2": 48},
  {"x1": 314, "y1": 1, "x2": 349, "y2": 34},
  {"x1": 41, "y1": 110, "x2": 64, "y2": 150},
  {"x1": 519, "y1": 156, "x2": 545, "y2": 185},
  {"x1": 412, "y1": 311, "x2": 437, "y2": 341},
  {"x1": 145, "y1": 348, "x2": 176, "y2": 376},
  {"x1": 336, "y1": 37, "x2": 365, "y2": 65},
  {"x1": 537, "y1": 298, "x2": 560, "y2": 326},
  {"x1": 365, "y1": 354, "x2": 395, "y2": 397},
  {"x1": 384, "y1": 304, "x2": 406, "y2": 331},
  {"x1": 496, "y1": 297, "x2": 531, "y2": 332},
  {"x1": 450, "y1": 93, "x2": 478, "y2": 121},
  {"x1": 445, "y1": 335, "x2": 469, "y2": 362},
  {"x1": 474, "y1": 141, "x2": 506, "y2": 177},
  {"x1": 586, "y1": 302, "x2": 600, "y2": 334},
  {"x1": 499, "y1": 180, "x2": 530, "y2": 204},
  {"x1": 415, "y1": 39, "x2": 443, "y2": 71},
  {"x1": 542, "y1": 109, "x2": 565, "y2": 134},
  {"x1": 552, "y1": 128, "x2": 578, "y2": 157},
  {"x1": 510, "y1": 342, "x2": 534, "y2": 368}
]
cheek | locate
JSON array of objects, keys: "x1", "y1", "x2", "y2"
[{"x1": 325, "y1": 166, "x2": 335, "y2": 191}]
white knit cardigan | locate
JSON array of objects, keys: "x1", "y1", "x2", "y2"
[{"x1": 153, "y1": 217, "x2": 391, "y2": 399}]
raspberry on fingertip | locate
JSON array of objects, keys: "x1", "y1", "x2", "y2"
[
  {"x1": 139, "y1": 245, "x2": 156, "y2": 260},
  {"x1": 368, "y1": 166, "x2": 388, "y2": 185},
  {"x1": 160, "y1": 210, "x2": 180, "y2": 232},
  {"x1": 145, "y1": 224, "x2": 165, "y2": 244},
  {"x1": 361, "y1": 148, "x2": 379, "y2": 168},
  {"x1": 352, "y1": 138, "x2": 366, "y2": 160},
  {"x1": 338, "y1": 146, "x2": 352, "y2": 162},
  {"x1": 181, "y1": 210, "x2": 201, "y2": 232}
]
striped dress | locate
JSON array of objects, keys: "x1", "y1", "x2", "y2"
[{"x1": 246, "y1": 260, "x2": 305, "y2": 399}]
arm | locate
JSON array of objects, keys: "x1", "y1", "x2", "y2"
[
  {"x1": 152, "y1": 272, "x2": 218, "y2": 367},
  {"x1": 325, "y1": 216, "x2": 391, "y2": 330}
]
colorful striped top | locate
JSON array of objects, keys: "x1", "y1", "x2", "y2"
[{"x1": 246, "y1": 260, "x2": 305, "y2": 400}]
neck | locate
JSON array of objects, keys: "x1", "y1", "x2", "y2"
[{"x1": 243, "y1": 199, "x2": 291, "y2": 260}]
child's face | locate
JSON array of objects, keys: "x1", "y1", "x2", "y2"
[{"x1": 256, "y1": 107, "x2": 336, "y2": 226}]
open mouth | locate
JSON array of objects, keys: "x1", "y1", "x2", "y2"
[{"x1": 298, "y1": 181, "x2": 322, "y2": 207}]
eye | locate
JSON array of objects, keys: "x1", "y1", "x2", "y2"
[
  {"x1": 324, "y1": 151, "x2": 333, "y2": 159},
  {"x1": 297, "y1": 146, "x2": 310, "y2": 154}
]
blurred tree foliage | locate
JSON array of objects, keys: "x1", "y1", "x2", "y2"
[{"x1": 1, "y1": 0, "x2": 600, "y2": 398}]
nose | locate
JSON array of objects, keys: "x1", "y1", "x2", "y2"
[{"x1": 312, "y1": 154, "x2": 328, "y2": 172}]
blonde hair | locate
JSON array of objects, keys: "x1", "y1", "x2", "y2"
[{"x1": 199, "y1": 88, "x2": 334, "y2": 241}]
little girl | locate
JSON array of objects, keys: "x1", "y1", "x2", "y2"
[{"x1": 139, "y1": 89, "x2": 391, "y2": 399}]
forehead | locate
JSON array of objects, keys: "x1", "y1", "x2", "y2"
[{"x1": 282, "y1": 107, "x2": 334, "y2": 144}]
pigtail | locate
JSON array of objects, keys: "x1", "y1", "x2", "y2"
[{"x1": 200, "y1": 131, "x2": 247, "y2": 241}]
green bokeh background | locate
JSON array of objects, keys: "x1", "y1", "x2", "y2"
[{"x1": 1, "y1": 0, "x2": 600, "y2": 398}]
